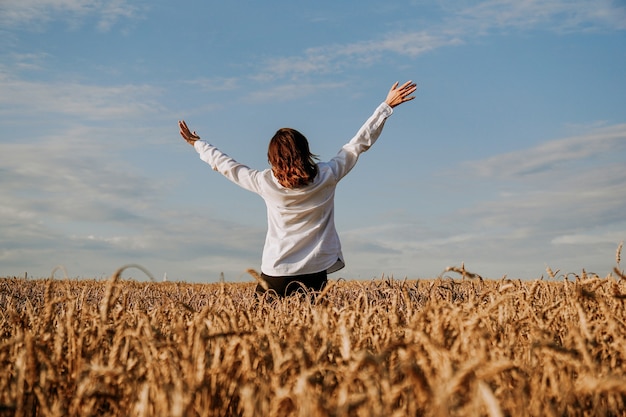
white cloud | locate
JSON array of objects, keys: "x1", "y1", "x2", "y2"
[
  {"x1": 183, "y1": 77, "x2": 240, "y2": 92},
  {"x1": 452, "y1": 0, "x2": 626, "y2": 33},
  {"x1": 0, "y1": 129, "x2": 160, "y2": 224},
  {"x1": 0, "y1": 72, "x2": 163, "y2": 120},
  {"x1": 552, "y1": 232, "x2": 626, "y2": 245},
  {"x1": 97, "y1": 0, "x2": 139, "y2": 31},
  {"x1": 256, "y1": 31, "x2": 462, "y2": 81},
  {"x1": 455, "y1": 159, "x2": 626, "y2": 234},
  {"x1": 336, "y1": 122, "x2": 626, "y2": 279},
  {"x1": 0, "y1": 0, "x2": 140, "y2": 31},
  {"x1": 467, "y1": 123, "x2": 626, "y2": 178},
  {"x1": 244, "y1": 82, "x2": 345, "y2": 103},
  {"x1": 8, "y1": 52, "x2": 50, "y2": 71},
  {"x1": 0, "y1": 112, "x2": 268, "y2": 280},
  {"x1": 0, "y1": 127, "x2": 266, "y2": 279},
  {"x1": 250, "y1": 1, "x2": 625, "y2": 81}
]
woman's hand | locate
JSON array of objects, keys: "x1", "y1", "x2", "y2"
[
  {"x1": 178, "y1": 120, "x2": 201, "y2": 146},
  {"x1": 385, "y1": 81, "x2": 417, "y2": 108}
]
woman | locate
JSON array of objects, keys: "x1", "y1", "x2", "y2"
[{"x1": 179, "y1": 80, "x2": 417, "y2": 296}]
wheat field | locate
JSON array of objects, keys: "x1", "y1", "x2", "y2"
[{"x1": 1, "y1": 253, "x2": 626, "y2": 416}]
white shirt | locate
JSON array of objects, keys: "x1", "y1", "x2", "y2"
[{"x1": 194, "y1": 102, "x2": 393, "y2": 276}]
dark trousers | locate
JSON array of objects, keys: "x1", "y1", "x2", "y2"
[{"x1": 256, "y1": 271, "x2": 328, "y2": 297}]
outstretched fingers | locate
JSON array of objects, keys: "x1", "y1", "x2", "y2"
[
  {"x1": 399, "y1": 81, "x2": 417, "y2": 99},
  {"x1": 386, "y1": 80, "x2": 418, "y2": 108},
  {"x1": 396, "y1": 80, "x2": 413, "y2": 90},
  {"x1": 178, "y1": 120, "x2": 200, "y2": 145},
  {"x1": 178, "y1": 120, "x2": 188, "y2": 136}
]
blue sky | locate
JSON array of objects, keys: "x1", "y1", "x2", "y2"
[{"x1": 1, "y1": 0, "x2": 625, "y2": 282}]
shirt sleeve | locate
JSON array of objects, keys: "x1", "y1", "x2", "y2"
[
  {"x1": 327, "y1": 102, "x2": 393, "y2": 181},
  {"x1": 193, "y1": 140, "x2": 263, "y2": 194}
]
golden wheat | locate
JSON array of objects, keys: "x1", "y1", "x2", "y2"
[{"x1": 1, "y1": 261, "x2": 626, "y2": 416}]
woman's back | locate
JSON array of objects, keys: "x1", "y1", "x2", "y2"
[{"x1": 260, "y1": 162, "x2": 343, "y2": 276}]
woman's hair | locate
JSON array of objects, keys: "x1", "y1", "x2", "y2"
[{"x1": 268, "y1": 128, "x2": 318, "y2": 188}]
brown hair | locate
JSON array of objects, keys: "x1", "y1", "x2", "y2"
[{"x1": 268, "y1": 128, "x2": 318, "y2": 188}]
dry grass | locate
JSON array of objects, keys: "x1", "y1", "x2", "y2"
[{"x1": 1, "y1": 255, "x2": 626, "y2": 416}]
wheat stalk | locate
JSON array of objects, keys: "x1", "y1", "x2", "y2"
[{"x1": 2, "y1": 259, "x2": 626, "y2": 416}]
